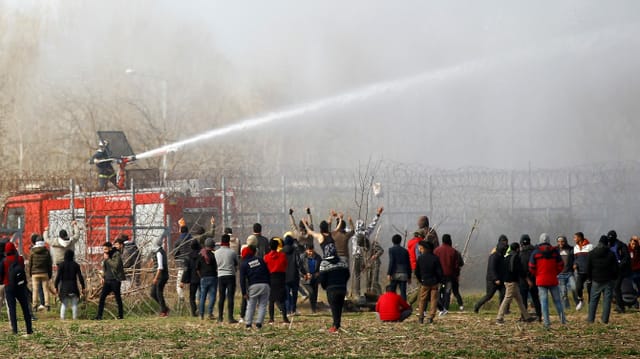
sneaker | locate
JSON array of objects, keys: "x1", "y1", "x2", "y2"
[
  {"x1": 255, "y1": 323, "x2": 263, "y2": 329},
  {"x1": 459, "y1": 306, "x2": 464, "y2": 312},
  {"x1": 418, "y1": 317, "x2": 424, "y2": 324},
  {"x1": 38, "y1": 305, "x2": 46, "y2": 311},
  {"x1": 238, "y1": 318, "x2": 244, "y2": 324},
  {"x1": 438, "y1": 309, "x2": 448, "y2": 317},
  {"x1": 328, "y1": 326, "x2": 338, "y2": 333},
  {"x1": 208, "y1": 314, "x2": 216, "y2": 320},
  {"x1": 245, "y1": 324, "x2": 252, "y2": 330},
  {"x1": 46, "y1": 305, "x2": 51, "y2": 312},
  {"x1": 268, "y1": 319, "x2": 274, "y2": 325},
  {"x1": 518, "y1": 316, "x2": 536, "y2": 323},
  {"x1": 228, "y1": 319, "x2": 239, "y2": 324},
  {"x1": 159, "y1": 312, "x2": 168, "y2": 318},
  {"x1": 576, "y1": 301, "x2": 583, "y2": 311},
  {"x1": 283, "y1": 317, "x2": 291, "y2": 324},
  {"x1": 496, "y1": 318, "x2": 505, "y2": 325}
]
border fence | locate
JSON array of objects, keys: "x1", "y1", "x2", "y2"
[{"x1": 2, "y1": 160, "x2": 640, "y2": 291}]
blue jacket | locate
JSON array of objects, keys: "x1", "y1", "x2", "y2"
[
  {"x1": 387, "y1": 244, "x2": 411, "y2": 280},
  {"x1": 240, "y1": 255, "x2": 270, "y2": 295}
]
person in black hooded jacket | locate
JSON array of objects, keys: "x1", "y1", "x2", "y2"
[
  {"x1": 283, "y1": 234, "x2": 306, "y2": 316},
  {"x1": 474, "y1": 240, "x2": 508, "y2": 313},
  {"x1": 180, "y1": 240, "x2": 201, "y2": 317},
  {"x1": 607, "y1": 230, "x2": 631, "y2": 313},
  {"x1": 518, "y1": 234, "x2": 541, "y2": 321},
  {"x1": 54, "y1": 249, "x2": 85, "y2": 320},
  {"x1": 587, "y1": 235, "x2": 619, "y2": 324}
]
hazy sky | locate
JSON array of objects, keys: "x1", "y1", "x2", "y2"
[{"x1": 6, "y1": 0, "x2": 640, "y2": 169}]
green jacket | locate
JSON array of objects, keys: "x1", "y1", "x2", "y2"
[
  {"x1": 104, "y1": 250, "x2": 126, "y2": 281},
  {"x1": 29, "y1": 245, "x2": 53, "y2": 278}
]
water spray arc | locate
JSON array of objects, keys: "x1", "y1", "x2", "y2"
[
  {"x1": 135, "y1": 62, "x2": 477, "y2": 161},
  {"x1": 134, "y1": 23, "x2": 633, "y2": 162}
]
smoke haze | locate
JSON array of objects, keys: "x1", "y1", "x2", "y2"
[{"x1": 2, "y1": 0, "x2": 640, "y2": 170}]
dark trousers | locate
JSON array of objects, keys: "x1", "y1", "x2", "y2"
[
  {"x1": 285, "y1": 280, "x2": 300, "y2": 314},
  {"x1": 390, "y1": 280, "x2": 408, "y2": 301},
  {"x1": 151, "y1": 276, "x2": 169, "y2": 313},
  {"x1": 217, "y1": 275, "x2": 236, "y2": 321},
  {"x1": 474, "y1": 280, "x2": 505, "y2": 312},
  {"x1": 438, "y1": 278, "x2": 453, "y2": 311},
  {"x1": 269, "y1": 274, "x2": 287, "y2": 321},
  {"x1": 189, "y1": 282, "x2": 199, "y2": 316},
  {"x1": 302, "y1": 279, "x2": 320, "y2": 312},
  {"x1": 240, "y1": 296, "x2": 248, "y2": 318},
  {"x1": 97, "y1": 279, "x2": 123, "y2": 319},
  {"x1": 5, "y1": 285, "x2": 33, "y2": 334},
  {"x1": 327, "y1": 288, "x2": 347, "y2": 328},
  {"x1": 614, "y1": 274, "x2": 628, "y2": 311},
  {"x1": 452, "y1": 277, "x2": 464, "y2": 307},
  {"x1": 575, "y1": 272, "x2": 591, "y2": 302},
  {"x1": 519, "y1": 281, "x2": 541, "y2": 319}
]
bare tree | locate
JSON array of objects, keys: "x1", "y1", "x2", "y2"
[{"x1": 353, "y1": 157, "x2": 382, "y2": 221}]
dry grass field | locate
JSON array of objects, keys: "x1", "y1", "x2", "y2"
[{"x1": 1, "y1": 293, "x2": 639, "y2": 358}]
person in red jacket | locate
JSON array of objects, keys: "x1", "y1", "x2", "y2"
[
  {"x1": 433, "y1": 234, "x2": 459, "y2": 314},
  {"x1": 376, "y1": 285, "x2": 412, "y2": 322},
  {"x1": 529, "y1": 233, "x2": 566, "y2": 329},
  {"x1": 263, "y1": 238, "x2": 289, "y2": 324},
  {"x1": 0, "y1": 242, "x2": 33, "y2": 334}
]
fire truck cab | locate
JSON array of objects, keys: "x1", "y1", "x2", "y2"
[{"x1": 0, "y1": 185, "x2": 233, "y2": 262}]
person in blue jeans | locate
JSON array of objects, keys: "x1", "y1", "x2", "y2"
[
  {"x1": 529, "y1": 233, "x2": 566, "y2": 329},
  {"x1": 196, "y1": 238, "x2": 218, "y2": 320},
  {"x1": 587, "y1": 236, "x2": 618, "y2": 324},
  {"x1": 556, "y1": 236, "x2": 577, "y2": 308},
  {"x1": 387, "y1": 234, "x2": 411, "y2": 301}
]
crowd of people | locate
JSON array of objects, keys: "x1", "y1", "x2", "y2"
[{"x1": 1, "y1": 209, "x2": 639, "y2": 336}]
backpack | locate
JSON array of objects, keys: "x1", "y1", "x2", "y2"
[{"x1": 8, "y1": 258, "x2": 27, "y2": 289}]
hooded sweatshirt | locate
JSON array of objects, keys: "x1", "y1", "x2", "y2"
[
  {"x1": 45, "y1": 225, "x2": 80, "y2": 265},
  {"x1": 573, "y1": 239, "x2": 593, "y2": 274},
  {"x1": 0, "y1": 242, "x2": 25, "y2": 286},
  {"x1": 283, "y1": 239, "x2": 306, "y2": 284},
  {"x1": 529, "y1": 241, "x2": 563, "y2": 287}
]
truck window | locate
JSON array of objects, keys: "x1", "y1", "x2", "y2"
[{"x1": 7, "y1": 207, "x2": 25, "y2": 229}]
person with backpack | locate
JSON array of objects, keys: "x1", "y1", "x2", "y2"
[
  {"x1": 54, "y1": 249, "x2": 86, "y2": 320},
  {"x1": 0, "y1": 242, "x2": 33, "y2": 335}
]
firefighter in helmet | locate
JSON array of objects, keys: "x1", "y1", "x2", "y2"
[{"x1": 89, "y1": 139, "x2": 117, "y2": 191}]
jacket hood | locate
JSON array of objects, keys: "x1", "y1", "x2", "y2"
[
  {"x1": 60, "y1": 239, "x2": 75, "y2": 248},
  {"x1": 537, "y1": 242, "x2": 555, "y2": 258},
  {"x1": 4, "y1": 242, "x2": 16, "y2": 255}
]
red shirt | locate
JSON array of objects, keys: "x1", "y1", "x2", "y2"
[
  {"x1": 375, "y1": 291, "x2": 411, "y2": 321},
  {"x1": 263, "y1": 251, "x2": 288, "y2": 273}
]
